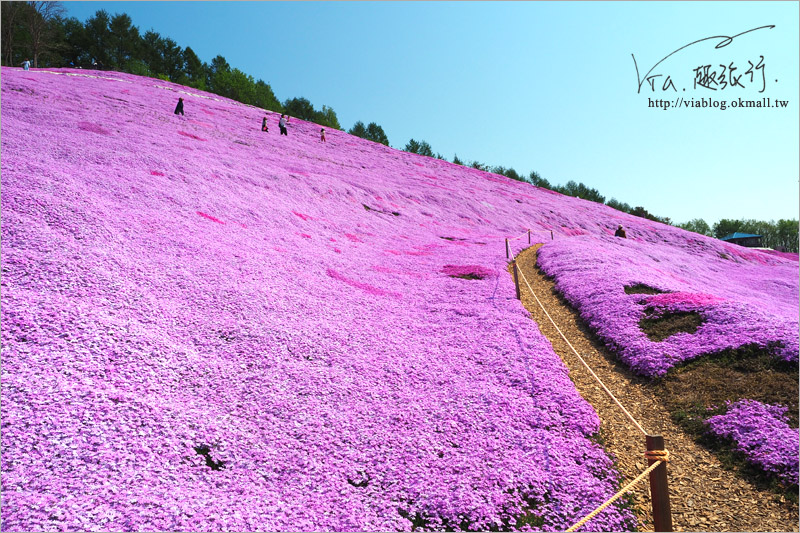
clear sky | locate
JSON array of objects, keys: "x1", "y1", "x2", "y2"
[{"x1": 61, "y1": 1, "x2": 799, "y2": 226}]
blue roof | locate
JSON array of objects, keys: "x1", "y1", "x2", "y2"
[{"x1": 721, "y1": 232, "x2": 762, "y2": 240}]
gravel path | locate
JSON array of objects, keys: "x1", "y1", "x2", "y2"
[{"x1": 513, "y1": 245, "x2": 798, "y2": 532}]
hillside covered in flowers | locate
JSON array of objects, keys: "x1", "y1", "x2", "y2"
[{"x1": 2, "y1": 67, "x2": 797, "y2": 531}]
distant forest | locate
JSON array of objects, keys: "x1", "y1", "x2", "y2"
[{"x1": 3, "y1": 1, "x2": 797, "y2": 252}]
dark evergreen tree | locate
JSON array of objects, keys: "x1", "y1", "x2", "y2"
[
  {"x1": 528, "y1": 170, "x2": 551, "y2": 189},
  {"x1": 678, "y1": 219, "x2": 711, "y2": 236},
  {"x1": 283, "y1": 97, "x2": 316, "y2": 121},
  {"x1": 181, "y1": 46, "x2": 206, "y2": 88},
  {"x1": 349, "y1": 121, "x2": 368, "y2": 138},
  {"x1": 84, "y1": 10, "x2": 112, "y2": 67},
  {"x1": 317, "y1": 105, "x2": 341, "y2": 129},
  {"x1": 606, "y1": 198, "x2": 631, "y2": 214},
  {"x1": 712, "y1": 219, "x2": 742, "y2": 239},
  {"x1": 107, "y1": 12, "x2": 139, "y2": 69},
  {"x1": 404, "y1": 139, "x2": 433, "y2": 157},
  {"x1": 253, "y1": 79, "x2": 282, "y2": 112},
  {"x1": 366, "y1": 122, "x2": 389, "y2": 145},
  {"x1": 26, "y1": 1, "x2": 66, "y2": 67},
  {"x1": 1, "y1": 2, "x2": 28, "y2": 66}
]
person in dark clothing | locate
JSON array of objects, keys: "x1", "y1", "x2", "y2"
[
  {"x1": 320, "y1": 128, "x2": 326, "y2": 143},
  {"x1": 174, "y1": 97, "x2": 184, "y2": 116},
  {"x1": 262, "y1": 115, "x2": 269, "y2": 132},
  {"x1": 615, "y1": 225, "x2": 627, "y2": 238},
  {"x1": 279, "y1": 114, "x2": 288, "y2": 135}
]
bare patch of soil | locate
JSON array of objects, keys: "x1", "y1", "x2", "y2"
[
  {"x1": 640, "y1": 311, "x2": 704, "y2": 341},
  {"x1": 624, "y1": 284, "x2": 666, "y2": 295}
]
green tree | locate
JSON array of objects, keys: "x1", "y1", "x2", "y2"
[
  {"x1": 26, "y1": 1, "x2": 66, "y2": 67},
  {"x1": 452, "y1": 154, "x2": 464, "y2": 166},
  {"x1": 492, "y1": 166, "x2": 525, "y2": 182},
  {"x1": 349, "y1": 121, "x2": 369, "y2": 138},
  {"x1": 405, "y1": 139, "x2": 433, "y2": 157},
  {"x1": 712, "y1": 219, "x2": 742, "y2": 239},
  {"x1": 553, "y1": 180, "x2": 605, "y2": 203},
  {"x1": 84, "y1": 10, "x2": 112, "y2": 67},
  {"x1": 176, "y1": 46, "x2": 206, "y2": 89},
  {"x1": 1, "y1": 2, "x2": 28, "y2": 66},
  {"x1": 470, "y1": 161, "x2": 489, "y2": 171},
  {"x1": 141, "y1": 30, "x2": 163, "y2": 73},
  {"x1": 606, "y1": 198, "x2": 631, "y2": 214},
  {"x1": 206, "y1": 54, "x2": 232, "y2": 94},
  {"x1": 528, "y1": 170, "x2": 551, "y2": 189},
  {"x1": 630, "y1": 206, "x2": 659, "y2": 221},
  {"x1": 61, "y1": 15, "x2": 90, "y2": 66},
  {"x1": 366, "y1": 122, "x2": 389, "y2": 145},
  {"x1": 283, "y1": 97, "x2": 316, "y2": 121},
  {"x1": 317, "y1": 105, "x2": 341, "y2": 129},
  {"x1": 253, "y1": 79, "x2": 282, "y2": 111},
  {"x1": 678, "y1": 218, "x2": 712, "y2": 236},
  {"x1": 107, "y1": 12, "x2": 139, "y2": 69},
  {"x1": 775, "y1": 219, "x2": 799, "y2": 253}
]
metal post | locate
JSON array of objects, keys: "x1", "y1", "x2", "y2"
[
  {"x1": 505, "y1": 238, "x2": 510, "y2": 259},
  {"x1": 646, "y1": 435, "x2": 673, "y2": 532},
  {"x1": 512, "y1": 260, "x2": 520, "y2": 299},
  {"x1": 550, "y1": 230, "x2": 554, "y2": 240},
  {"x1": 528, "y1": 229, "x2": 531, "y2": 244}
]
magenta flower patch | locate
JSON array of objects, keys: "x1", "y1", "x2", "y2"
[
  {"x1": 706, "y1": 400, "x2": 799, "y2": 486},
  {"x1": 178, "y1": 130, "x2": 206, "y2": 141},
  {"x1": 538, "y1": 236, "x2": 798, "y2": 377},
  {"x1": 441, "y1": 264, "x2": 494, "y2": 280},
  {"x1": 196, "y1": 211, "x2": 225, "y2": 224},
  {"x1": 78, "y1": 121, "x2": 111, "y2": 135}
]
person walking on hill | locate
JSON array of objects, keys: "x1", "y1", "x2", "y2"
[
  {"x1": 615, "y1": 224, "x2": 627, "y2": 238},
  {"x1": 174, "y1": 97, "x2": 184, "y2": 116},
  {"x1": 320, "y1": 128, "x2": 326, "y2": 143},
  {"x1": 279, "y1": 114, "x2": 288, "y2": 136},
  {"x1": 262, "y1": 115, "x2": 269, "y2": 132}
]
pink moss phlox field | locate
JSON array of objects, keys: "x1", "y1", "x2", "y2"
[
  {"x1": 706, "y1": 400, "x2": 799, "y2": 486},
  {"x1": 537, "y1": 236, "x2": 798, "y2": 377},
  {"x1": 2, "y1": 68, "x2": 641, "y2": 531}
]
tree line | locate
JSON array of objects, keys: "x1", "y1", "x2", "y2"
[
  {"x1": 4, "y1": 3, "x2": 796, "y2": 252},
  {"x1": 679, "y1": 218, "x2": 798, "y2": 253},
  {"x1": 1, "y1": 3, "x2": 342, "y2": 129}
]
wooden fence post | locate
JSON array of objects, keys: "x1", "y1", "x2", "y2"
[
  {"x1": 550, "y1": 230, "x2": 554, "y2": 240},
  {"x1": 528, "y1": 229, "x2": 531, "y2": 244},
  {"x1": 512, "y1": 260, "x2": 520, "y2": 299},
  {"x1": 505, "y1": 238, "x2": 510, "y2": 259},
  {"x1": 646, "y1": 435, "x2": 673, "y2": 532}
]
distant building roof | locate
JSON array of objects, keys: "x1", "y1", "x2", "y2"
[{"x1": 721, "y1": 232, "x2": 762, "y2": 241}]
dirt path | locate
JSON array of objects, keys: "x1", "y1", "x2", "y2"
[{"x1": 512, "y1": 245, "x2": 798, "y2": 532}]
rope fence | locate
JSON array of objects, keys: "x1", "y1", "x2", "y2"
[
  {"x1": 505, "y1": 234, "x2": 673, "y2": 532},
  {"x1": 505, "y1": 229, "x2": 555, "y2": 258},
  {"x1": 566, "y1": 450, "x2": 669, "y2": 532}
]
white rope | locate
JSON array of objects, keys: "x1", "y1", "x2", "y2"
[{"x1": 515, "y1": 260, "x2": 648, "y2": 436}]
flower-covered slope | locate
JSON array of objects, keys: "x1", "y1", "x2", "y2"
[
  {"x1": 0, "y1": 67, "x2": 795, "y2": 531},
  {"x1": 536, "y1": 235, "x2": 798, "y2": 377}
]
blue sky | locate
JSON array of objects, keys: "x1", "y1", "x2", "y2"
[{"x1": 62, "y1": 1, "x2": 799, "y2": 226}]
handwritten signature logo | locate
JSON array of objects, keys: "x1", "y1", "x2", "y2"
[{"x1": 633, "y1": 25, "x2": 775, "y2": 94}]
